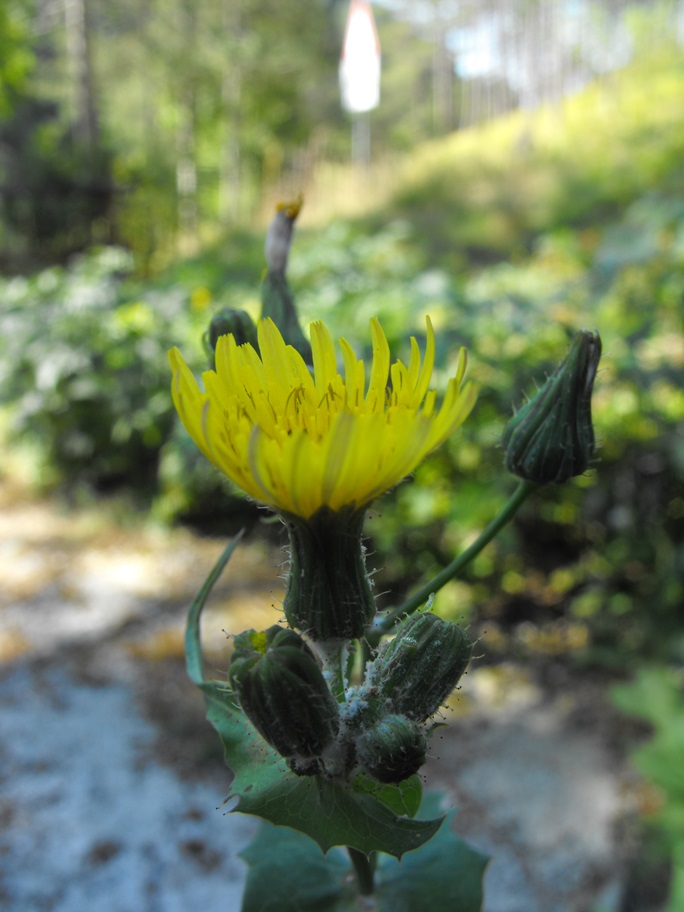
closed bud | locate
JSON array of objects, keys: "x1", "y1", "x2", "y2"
[
  {"x1": 203, "y1": 309, "x2": 258, "y2": 367},
  {"x1": 502, "y1": 330, "x2": 602, "y2": 484},
  {"x1": 229, "y1": 625, "x2": 339, "y2": 769},
  {"x1": 367, "y1": 613, "x2": 472, "y2": 723},
  {"x1": 264, "y1": 197, "x2": 302, "y2": 275},
  {"x1": 261, "y1": 197, "x2": 312, "y2": 363},
  {"x1": 356, "y1": 714, "x2": 427, "y2": 784}
]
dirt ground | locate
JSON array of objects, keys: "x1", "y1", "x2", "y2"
[{"x1": 0, "y1": 481, "x2": 665, "y2": 911}]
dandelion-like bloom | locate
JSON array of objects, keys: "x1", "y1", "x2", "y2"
[
  {"x1": 170, "y1": 316, "x2": 476, "y2": 640},
  {"x1": 169, "y1": 316, "x2": 476, "y2": 520}
]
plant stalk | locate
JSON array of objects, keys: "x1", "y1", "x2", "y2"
[
  {"x1": 315, "y1": 640, "x2": 348, "y2": 702},
  {"x1": 372, "y1": 481, "x2": 536, "y2": 639},
  {"x1": 347, "y1": 846, "x2": 376, "y2": 896}
]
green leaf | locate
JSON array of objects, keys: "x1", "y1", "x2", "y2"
[
  {"x1": 240, "y1": 793, "x2": 489, "y2": 912},
  {"x1": 611, "y1": 667, "x2": 684, "y2": 730},
  {"x1": 185, "y1": 533, "x2": 244, "y2": 687},
  {"x1": 351, "y1": 773, "x2": 423, "y2": 819},
  {"x1": 240, "y1": 823, "x2": 353, "y2": 912},
  {"x1": 375, "y1": 807, "x2": 489, "y2": 912},
  {"x1": 666, "y1": 840, "x2": 684, "y2": 912},
  {"x1": 203, "y1": 680, "x2": 443, "y2": 858}
]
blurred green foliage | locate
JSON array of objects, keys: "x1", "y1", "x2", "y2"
[
  {"x1": 612, "y1": 668, "x2": 684, "y2": 911},
  {"x1": 0, "y1": 243, "x2": 266, "y2": 529},
  {"x1": 0, "y1": 95, "x2": 115, "y2": 270},
  {"x1": 1, "y1": 248, "x2": 180, "y2": 491},
  {"x1": 0, "y1": 1, "x2": 34, "y2": 117}
]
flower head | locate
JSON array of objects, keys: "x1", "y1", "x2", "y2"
[{"x1": 169, "y1": 316, "x2": 476, "y2": 519}]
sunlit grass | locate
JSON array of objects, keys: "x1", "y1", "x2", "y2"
[{"x1": 285, "y1": 51, "x2": 684, "y2": 268}]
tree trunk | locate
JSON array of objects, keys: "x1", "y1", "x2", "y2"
[
  {"x1": 218, "y1": 0, "x2": 243, "y2": 226},
  {"x1": 63, "y1": 0, "x2": 98, "y2": 149},
  {"x1": 176, "y1": 96, "x2": 198, "y2": 255}
]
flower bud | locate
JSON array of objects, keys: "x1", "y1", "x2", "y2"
[
  {"x1": 229, "y1": 625, "x2": 339, "y2": 769},
  {"x1": 502, "y1": 330, "x2": 602, "y2": 484},
  {"x1": 261, "y1": 197, "x2": 311, "y2": 363},
  {"x1": 264, "y1": 197, "x2": 302, "y2": 275},
  {"x1": 203, "y1": 308, "x2": 258, "y2": 367},
  {"x1": 355, "y1": 714, "x2": 427, "y2": 784},
  {"x1": 367, "y1": 613, "x2": 472, "y2": 723}
]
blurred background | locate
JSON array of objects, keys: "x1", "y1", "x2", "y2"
[{"x1": 1, "y1": 1, "x2": 684, "y2": 910}]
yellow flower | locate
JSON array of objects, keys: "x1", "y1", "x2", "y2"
[{"x1": 169, "y1": 317, "x2": 476, "y2": 519}]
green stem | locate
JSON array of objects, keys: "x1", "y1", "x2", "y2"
[
  {"x1": 373, "y1": 481, "x2": 536, "y2": 638},
  {"x1": 185, "y1": 530, "x2": 245, "y2": 686},
  {"x1": 315, "y1": 640, "x2": 348, "y2": 702},
  {"x1": 347, "y1": 846, "x2": 376, "y2": 896}
]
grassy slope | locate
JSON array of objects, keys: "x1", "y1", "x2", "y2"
[{"x1": 302, "y1": 52, "x2": 684, "y2": 270}]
